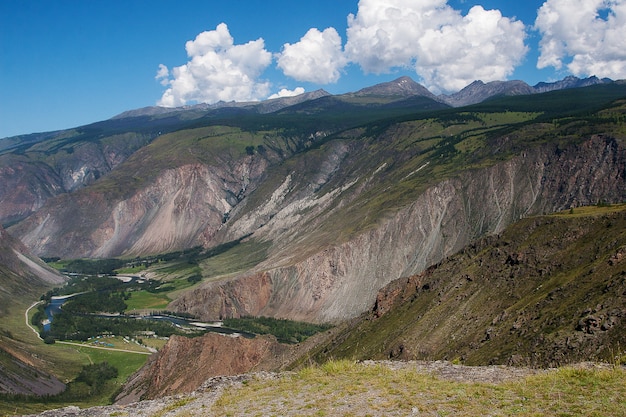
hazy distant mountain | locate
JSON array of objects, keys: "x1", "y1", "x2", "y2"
[
  {"x1": 441, "y1": 80, "x2": 535, "y2": 107},
  {"x1": 107, "y1": 75, "x2": 616, "y2": 122},
  {"x1": 440, "y1": 76, "x2": 614, "y2": 107},
  {"x1": 533, "y1": 75, "x2": 613, "y2": 93},
  {"x1": 112, "y1": 89, "x2": 332, "y2": 120}
]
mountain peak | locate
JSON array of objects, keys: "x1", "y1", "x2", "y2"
[
  {"x1": 350, "y1": 76, "x2": 436, "y2": 99},
  {"x1": 441, "y1": 79, "x2": 534, "y2": 107}
]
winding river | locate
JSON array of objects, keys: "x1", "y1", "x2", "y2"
[{"x1": 43, "y1": 293, "x2": 255, "y2": 338}]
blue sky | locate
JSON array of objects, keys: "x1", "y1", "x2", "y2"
[{"x1": 1, "y1": 0, "x2": 625, "y2": 138}]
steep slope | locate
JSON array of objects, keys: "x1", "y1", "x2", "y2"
[
  {"x1": 7, "y1": 85, "x2": 626, "y2": 326},
  {"x1": 307, "y1": 206, "x2": 626, "y2": 368},
  {"x1": 7, "y1": 125, "x2": 304, "y2": 258},
  {"x1": 115, "y1": 333, "x2": 293, "y2": 403},
  {"x1": 0, "y1": 225, "x2": 66, "y2": 396},
  {"x1": 170, "y1": 134, "x2": 626, "y2": 323},
  {"x1": 166, "y1": 87, "x2": 626, "y2": 323},
  {"x1": 6, "y1": 92, "x2": 451, "y2": 259},
  {"x1": 0, "y1": 346, "x2": 66, "y2": 396},
  {"x1": 0, "y1": 225, "x2": 64, "y2": 315},
  {"x1": 0, "y1": 127, "x2": 157, "y2": 226},
  {"x1": 0, "y1": 77, "x2": 442, "y2": 229}
]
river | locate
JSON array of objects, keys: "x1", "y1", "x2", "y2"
[
  {"x1": 43, "y1": 293, "x2": 84, "y2": 331},
  {"x1": 43, "y1": 296, "x2": 254, "y2": 338}
]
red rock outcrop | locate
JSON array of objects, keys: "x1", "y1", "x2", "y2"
[{"x1": 116, "y1": 333, "x2": 291, "y2": 404}]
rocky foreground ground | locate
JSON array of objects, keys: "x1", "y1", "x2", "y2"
[{"x1": 20, "y1": 360, "x2": 565, "y2": 417}]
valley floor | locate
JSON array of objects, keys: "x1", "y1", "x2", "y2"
[{"x1": 20, "y1": 360, "x2": 625, "y2": 417}]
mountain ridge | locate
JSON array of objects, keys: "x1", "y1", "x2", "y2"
[
  {"x1": 2, "y1": 77, "x2": 626, "y2": 415},
  {"x1": 107, "y1": 75, "x2": 614, "y2": 121},
  {"x1": 5, "y1": 83, "x2": 626, "y2": 326}
]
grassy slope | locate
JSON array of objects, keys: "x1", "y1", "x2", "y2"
[
  {"x1": 306, "y1": 206, "x2": 626, "y2": 367},
  {"x1": 209, "y1": 360, "x2": 626, "y2": 417},
  {"x1": 0, "y1": 289, "x2": 152, "y2": 416}
]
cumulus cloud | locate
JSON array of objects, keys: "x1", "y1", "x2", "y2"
[
  {"x1": 345, "y1": 0, "x2": 528, "y2": 92},
  {"x1": 157, "y1": 23, "x2": 272, "y2": 107},
  {"x1": 156, "y1": 2, "x2": 534, "y2": 103},
  {"x1": 535, "y1": 0, "x2": 626, "y2": 79},
  {"x1": 268, "y1": 87, "x2": 306, "y2": 99},
  {"x1": 276, "y1": 27, "x2": 347, "y2": 84},
  {"x1": 155, "y1": 64, "x2": 169, "y2": 86}
]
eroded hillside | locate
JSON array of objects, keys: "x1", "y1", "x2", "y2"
[
  {"x1": 6, "y1": 84, "x2": 626, "y2": 325},
  {"x1": 101, "y1": 206, "x2": 626, "y2": 410},
  {"x1": 309, "y1": 206, "x2": 626, "y2": 367},
  {"x1": 0, "y1": 224, "x2": 66, "y2": 396}
]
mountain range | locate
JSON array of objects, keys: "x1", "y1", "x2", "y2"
[
  {"x1": 1, "y1": 76, "x2": 625, "y2": 323},
  {"x1": 106, "y1": 75, "x2": 613, "y2": 120},
  {"x1": 1, "y1": 75, "x2": 626, "y2": 413}
]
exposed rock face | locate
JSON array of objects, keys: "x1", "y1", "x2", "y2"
[
  {"x1": 313, "y1": 209, "x2": 626, "y2": 367},
  {"x1": 115, "y1": 333, "x2": 291, "y2": 403},
  {"x1": 0, "y1": 346, "x2": 65, "y2": 396},
  {"x1": 0, "y1": 224, "x2": 64, "y2": 315},
  {"x1": 0, "y1": 132, "x2": 152, "y2": 226},
  {"x1": 13, "y1": 155, "x2": 269, "y2": 258},
  {"x1": 170, "y1": 135, "x2": 626, "y2": 323},
  {"x1": 0, "y1": 159, "x2": 63, "y2": 226}
]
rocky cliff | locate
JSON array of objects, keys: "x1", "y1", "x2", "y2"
[
  {"x1": 309, "y1": 207, "x2": 626, "y2": 367},
  {"x1": 9, "y1": 127, "x2": 276, "y2": 258},
  {"x1": 115, "y1": 333, "x2": 292, "y2": 403},
  {"x1": 170, "y1": 135, "x2": 626, "y2": 323},
  {"x1": 0, "y1": 131, "x2": 154, "y2": 227},
  {"x1": 14, "y1": 160, "x2": 267, "y2": 258}
]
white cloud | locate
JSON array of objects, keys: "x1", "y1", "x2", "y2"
[
  {"x1": 157, "y1": 23, "x2": 272, "y2": 107},
  {"x1": 268, "y1": 87, "x2": 306, "y2": 99},
  {"x1": 276, "y1": 27, "x2": 347, "y2": 84},
  {"x1": 156, "y1": 2, "x2": 534, "y2": 103},
  {"x1": 345, "y1": 0, "x2": 528, "y2": 93},
  {"x1": 535, "y1": 0, "x2": 626, "y2": 79},
  {"x1": 155, "y1": 64, "x2": 169, "y2": 86}
]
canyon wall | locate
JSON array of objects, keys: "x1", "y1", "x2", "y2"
[
  {"x1": 170, "y1": 135, "x2": 626, "y2": 323},
  {"x1": 0, "y1": 132, "x2": 152, "y2": 226},
  {"x1": 11, "y1": 155, "x2": 269, "y2": 258}
]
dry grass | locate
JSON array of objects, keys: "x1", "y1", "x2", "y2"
[{"x1": 204, "y1": 360, "x2": 626, "y2": 417}]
